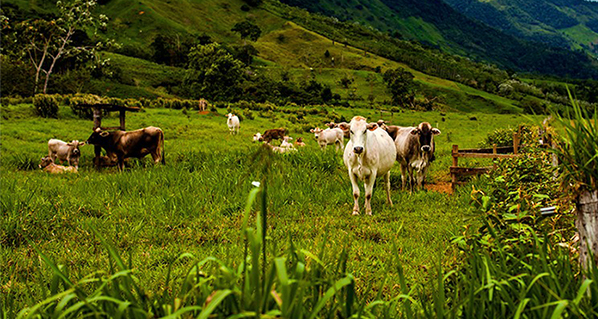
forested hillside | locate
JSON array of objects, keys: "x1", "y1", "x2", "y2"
[
  {"x1": 444, "y1": 0, "x2": 598, "y2": 57},
  {"x1": 279, "y1": 0, "x2": 598, "y2": 79}
]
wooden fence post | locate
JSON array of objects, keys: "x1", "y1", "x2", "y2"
[
  {"x1": 513, "y1": 131, "x2": 519, "y2": 155},
  {"x1": 93, "y1": 107, "x2": 102, "y2": 169},
  {"x1": 451, "y1": 145, "x2": 459, "y2": 191},
  {"x1": 576, "y1": 190, "x2": 598, "y2": 269},
  {"x1": 119, "y1": 110, "x2": 126, "y2": 130}
]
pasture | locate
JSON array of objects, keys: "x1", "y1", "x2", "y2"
[{"x1": 0, "y1": 103, "x2": 534, "y2": 309}]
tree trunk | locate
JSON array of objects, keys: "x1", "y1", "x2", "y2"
[{"x1": 576, "y1": 190, "x2": 598, "y2": 269}]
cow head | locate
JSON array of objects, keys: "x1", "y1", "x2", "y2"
[
  {"x1": 410, "y1": 122, "x2": 440, "y2": 152},
  {"x1": 87, "y1": 127, "x2": 111, "y2": 146},
  {"x1": 325, "y1": 122, "x2": 336, "y2": 129},
  {"x1": 39, "y1": 156, "x2": 53, "y2": 169},
  {"x1": 310, "y1": 127, "x2": 323, "y2": 139},
  {"x1": 67, "y1": 140, "x2": 86, "y2": 156},
  {"x1": 349, "y1": 116, "x2": 377, "y2": 155},
  {"x1": 227, "y1": 113, "x2": 234, "y2": 120},
  {"x1": 376, "y1": 119, "x2": 388, "y2": 130},
  {"x1": 296, "y1": 137, "x2": 303, "y2": 143},
  {"x1": 253, "y1": 132, "x2": 262, "y2": 142}
]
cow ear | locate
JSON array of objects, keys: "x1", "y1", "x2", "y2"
[
  {"x1": 100, "y1": 131, "x2": 109, "y2": 137},
  {"x1": 67, "y1": 143, "x2": 73, "y2": 146},
  {"x1": 339, "y1": 123, "x2": 349, "y2": 130},
  {"x1": 410, "y1": 128, "x2": 420, "y2": 135},
  {"x1": 310, "y1": 129, "x2": 314, "y2": 133},
  {"x1": 79, "y1": 142, "x2": 86, "y2": 146},
  {"x1": 432, "y1": 128, "x2": 441, "y2": 135},
  {"x1": 367, "y1": 123, "x2": 378, "y2": 130}
]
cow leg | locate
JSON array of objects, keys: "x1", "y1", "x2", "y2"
[
  {"x1": 151, "y1": 151, "x2": 161, "y2": 164},
  {"x1": 364, "y1": 173, "x2": 376, "y2": 215},
  {"x1": 400, "y1": 163, "x2": 408, "y2": 190},
  {"x1": 117, "y1": 156, "x2": 125, "y2": 171},
  {"x1": 348, "y1": 170, "x2": 360, "y2": 215},
  {"x1": 384, "y1": 171, "x2": 393, "y2": 206}
]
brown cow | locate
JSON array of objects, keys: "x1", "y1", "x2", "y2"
[
  {"x1": 86, "y1": 126, "x2": 165, "y2": 171},
  {"x1": 39, "y1": 156, "x2": 77, "y2": 174},
  {"x1": 394, "y1": 122, "x2": 440, "y2": 190},
  {"x1": 261, "y1": 128, "x2": 288, "y2": 143}
]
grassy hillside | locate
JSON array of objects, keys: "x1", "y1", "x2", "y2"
[
  {"x1": 444, "y1": 0, "x2": 598, "y2": 57},
  {"x1": 278, "y1": 0, "x2": 598, "y2": 79}
]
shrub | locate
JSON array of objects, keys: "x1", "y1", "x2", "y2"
[
  {"x1": 242, "y1": 109, "x2": 255, "y2": 120},
  {"x1": 33, "y1": 94, "x2": 59, "y2": 118},
  {"x1": 478, "y1": 127, "x2": 515, "y2": 148}
]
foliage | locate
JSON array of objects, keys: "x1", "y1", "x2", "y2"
[
  {"x1": 478, "y1": 127, "x2": 516, "y2": 148},
  {"x1": 184, "y1": 43, "x2": 245, "y2": 102},
  {"x1": 231, "y1": 20, "x2": 262, "y2": 42},
  {"x1": 33, "y1": 94, "x2": 59, "y2": 118},
  {"x1": 3, "y1": 0, "x2": 112, "y2": 94},
  {"x1": 0, "y1": 56, "x2": 35, "y2": 97},
  {"x1": 553, "y1": 91, "x2": 598, "y2": 193},
  {"x1": 383, "y1": 68, "x2": 416, "y2": 108}
]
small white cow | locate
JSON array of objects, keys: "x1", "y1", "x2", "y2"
[
  {"x1": 310, "y1": 127, "x2": 344, "y2": 150},
  {"x1": 48, "y1": 139, "x2": 85, "y2": 169},
  {"x1": 227, "y1": 113, "x2": 240, "y2": 135},
  {"x1": 39, "y1": 156, "x2": 77, "y2": 174},
  {"x1": 395, "y1": 122, "x2": 440, "y2": 190},
  {"x1": 343, "y1": 116, "x2": 396, "y2": 215},
  {"x1": 280, "y1": 136, "x2": 294, "y2": 149}
]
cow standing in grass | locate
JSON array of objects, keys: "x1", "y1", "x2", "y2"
[
  {"x1": 48, "y1": 139, "x2": 85, "y2": 169},
  {"x1": 311, "y1": 127, "x2": 344, "y2": 150},
  {"x1": 343, "y1": 116, "x2": 396, "y2": 215},
  {"x1": 395, "y1": 122, "x2": 440, "y2": 190},
  {"x1": 227, "y1": 113, "x2": 240, "y2": 135},
  {"x1": 86, "y1": 127, "x2": 165, "y2": 171}
]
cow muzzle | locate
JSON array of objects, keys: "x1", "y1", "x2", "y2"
[
  {"x1": 421, "y1": 145, "x2": 431, "y2": 152},
  {"x1": 353, "y1": 146, "x2": 364, "y2": 154}
]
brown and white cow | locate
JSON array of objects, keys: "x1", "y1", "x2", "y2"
[
  {"x1": 310, "y1": 127, "x2": 344, "y2": 150},
  {"x1": 39, "y1": 156, "x2": 77, "y2": 174},
  {"x1": 394, "y1": 122, "x2": 440, "y2": 190},
  {"x1": 343, "y1": 116, "x2": 396, "y2": 215},
  {"x1": 48, "y1": 139, "x2": 86, "y2": 169},
  {"x1": 295, "y1": 137, "x2": 306, "y2": 147},
  {"x1": 261, "y1": 128, "x2": 288, "y2": 143},
  {"x1": 86, "y1": 126, "x2": 165, "y2": 171}
]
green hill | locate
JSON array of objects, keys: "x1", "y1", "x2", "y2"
[
  {"x1": 278, "y1": 0, "x2": 598, "y2": 79},
  {"x1": 3, "y1": 0, "x2": 595, "y2": 114},
  {"x1": 444, "y1": 0, "x2": 598, "y2": 57}
]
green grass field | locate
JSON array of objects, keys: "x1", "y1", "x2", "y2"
[{"x1": 0, "y1": 103, "x2": 537, "y2": 310}]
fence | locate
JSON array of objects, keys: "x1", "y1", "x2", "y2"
[{"x1": 450, "y1": 129, "x2": 521, "y2": 190}]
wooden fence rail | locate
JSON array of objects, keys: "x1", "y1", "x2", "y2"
[{"x1": 450, "y1": 130, "x2": 521, "y2": 190}]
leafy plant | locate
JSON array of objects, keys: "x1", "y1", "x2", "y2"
[{"x1": 33, "y1": 94, "x2": 59, "y2": 118}]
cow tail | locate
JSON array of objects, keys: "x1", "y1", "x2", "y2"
[{"x1": 159, "y1": 130, "x2": 165, "y2": 165}]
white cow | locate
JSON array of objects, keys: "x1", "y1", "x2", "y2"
[
  {"x1": 280, "y1": 136, "x2": 294, "y2": 149},
  {"x1": 394, "y1": 122, "x2": 440, "y2": 190},
  {"x1": 227, "y1": 113, "x2": 240, "y2": 135},
  {"x1": 343, "y1": 116, "x2": 397, "y2": 215},
  {"x1": 48, "y1": 139, "x2": 85, "y2": 169},
  {"x1": 310, "y1": 127, "x2": 344, "y2": 150}
]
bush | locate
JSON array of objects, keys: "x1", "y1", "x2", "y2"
[
  {"x1": 242, "y1": 109, "x2": 255, "y2": 120},
  {"x1": 478, "y1": 127, "x2": 515, "y2": 148},
  {"x1": 33, "y1": 94, "x2": 59, "y2": 118}
]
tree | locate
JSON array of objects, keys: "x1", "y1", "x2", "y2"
[
  {"x1": 231, "y1": 21, "x2": 262, "y2": 42},
  {"x1": 4, "y1": 0, "x2": 111, "y2": 94},
  {"x1": 185, "y1": 43, "x2": 245, "y2": 101},
  {"x1": 383, "y1": 68, "x2": 417, "y2": 108}
]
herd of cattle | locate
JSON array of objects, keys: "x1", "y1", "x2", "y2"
[{"x1": 38, "y1": 113, "x2": 440, "y2": 215}]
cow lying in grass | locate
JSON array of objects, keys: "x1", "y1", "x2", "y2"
[{"x1": 39, "y1": 156, "x2": 77, "y2": 174}]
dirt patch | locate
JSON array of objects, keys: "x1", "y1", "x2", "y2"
[
  {"x1": 425, "y1": 181, "x2": 453, "y2": 194},
  {"x1": 198, "y1": 111, "x2": 210, "y2": 115}
]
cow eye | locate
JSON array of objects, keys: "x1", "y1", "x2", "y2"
[{"x1": 350, "y1": 130, "x2": 354, "y2": 134}]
